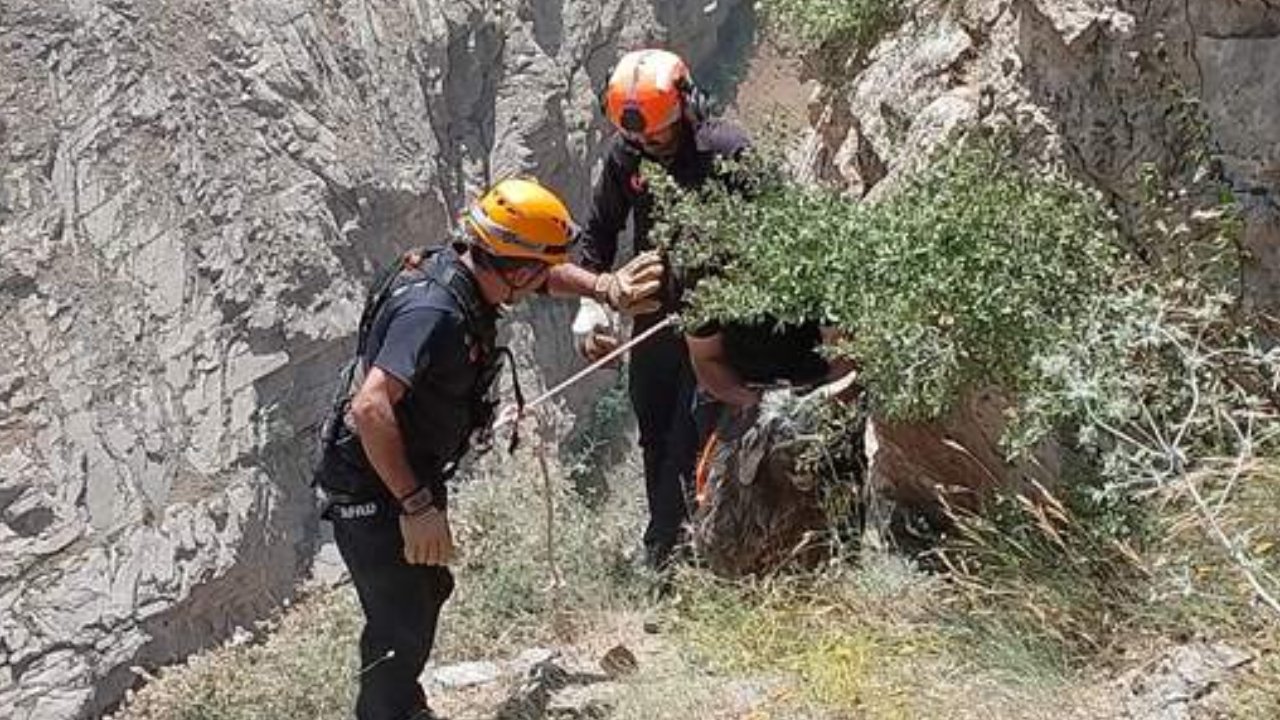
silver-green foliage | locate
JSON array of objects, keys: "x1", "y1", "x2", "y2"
[{"x1": 652, "y1": 138, "x2": 1122, "y2": 421}]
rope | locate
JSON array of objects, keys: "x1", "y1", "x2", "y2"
[
  {"x1": 533, "y1": 407, "x2": 565, "y2": 596},
  {"x1": 501, "y1": 315, "x2": 676, "y2": 620},
  {"x1": 493, "y1": 314, "x2": 677, "y2": 431}
]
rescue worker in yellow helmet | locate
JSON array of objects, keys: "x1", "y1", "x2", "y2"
[
  {"x1": 546, "y1": 48, "x2": 754, "y2": 570},
  {"x1": 314, "y1": 178, "x2": 575, "y2": 720}
]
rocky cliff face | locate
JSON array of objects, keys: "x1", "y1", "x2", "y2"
[
  {"x1": 800, "y1": 0, "x2": 1280, "y2": 512},
  {"x1": 0, "y1": 1, "x2": 747, "y2": 717},
  {"x1": 803, "y1": 0, "x2": 1279, "y2": 310}
]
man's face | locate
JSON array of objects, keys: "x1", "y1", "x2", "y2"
[
  {"x1": 627, "y1": 121, "x2": 682, "y2": 161},
  {"x1": 499, "y1": 262, "x2": 550, "y2": 303}
]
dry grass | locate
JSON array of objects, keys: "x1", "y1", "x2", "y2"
[
  {"x1": 665, "y1": 556, "x2": 1118, "y2": 720},
  {"x1": 117, "y1": 438, "x2": 649, "y2": 720},
  {"x1": 435, "y1": 441, "x2": 648, "y2": 660},
  {"x1": 116, "y1": 589, "x2": 362, "y2": 720}
]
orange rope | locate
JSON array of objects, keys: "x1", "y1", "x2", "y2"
[{"x1": 694, "y1": 429, "x2": 720, "y2": 509}]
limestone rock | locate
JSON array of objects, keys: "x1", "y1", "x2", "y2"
[
  {"x1": 799, "y1": 0, "x2": 1280, "y2": 507},
  {"x1": 597, "y1": 644, "x2": 638, "y2": 679},
  {"x1": 430, "y1": 660, "x2": 503, "y2": 690},
  {"x1": 1116, "y1": 642, "x2": 1254, "y2": 720},
  {"x1": 0, "y1": 1, "x2": 749, "y2": 717}
]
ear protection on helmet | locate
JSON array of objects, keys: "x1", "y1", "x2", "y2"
[{"x1": 675, "y1": 74, "x2": 710, "y2": 124}]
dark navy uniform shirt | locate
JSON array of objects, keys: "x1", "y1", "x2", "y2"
[
  {"x1": 692, "y1": 317, "x2": 831, "y2": 389},
  {"x1": 577, "y1": 118, "x2": 751, "y2": 318},
  {"x1": 345, "y1": 246, "x2": 497, "y2": 508}
]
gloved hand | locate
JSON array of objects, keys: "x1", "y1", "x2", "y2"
[
  {"x1": 400, "y1": 508, "x2": 454, "y2": 566},
  {"x1": 572, "y1": 298, "x2": 622, "y2": 364},
  {"x1": 593, "y1": 251, "x2": 664, "y2": 316},
  {"x1": 581, "y1": 326, "x2": 621, "y2": 362}
]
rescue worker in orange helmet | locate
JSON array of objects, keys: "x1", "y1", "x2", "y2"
[
  {"x1": 546, "y1": 48, "x2": 754, "y2": 570},
  {"x1": 314, "y1": 178, "x2": 576, "y2": 720}
]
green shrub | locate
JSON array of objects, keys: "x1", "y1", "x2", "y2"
[
  {"x1": 758, "y1": 0, "x2": 907, "y2": 77},
  {"x1": 561, "y1": 374, "x2": 634, "y2": 501},
  {"x1": 651, "y1": 136, "x2": 1122, "y2": 421}
]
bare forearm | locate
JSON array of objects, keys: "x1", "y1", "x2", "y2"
[
  {"x1": 352, "y1": 400, "x2": 422, "y2": 501},
  {"x1": 546, "y1": 263, "x2": 601, "y2": 298}
]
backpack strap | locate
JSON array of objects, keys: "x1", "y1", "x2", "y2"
[
  {"x1": 433, "y1": 260, "x2": 495, "y2": 350},
  {"x1": 432, "y1": 255, "x2": 527, "y2": 452},
  {"x1": 355, "y1": 247, "x2": 437, "y2": 361}
]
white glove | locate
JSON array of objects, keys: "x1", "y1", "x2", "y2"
[{"x1": 572, "y1": 298, "x2": 621, "y2": 363}]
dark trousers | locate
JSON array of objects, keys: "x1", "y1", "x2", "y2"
[
  {"x1": 329, "y1": 498, "x2": 454, "y2": 720},
  {"x1": 628, "y1": 323, "x2": 699, "y2": 565}
]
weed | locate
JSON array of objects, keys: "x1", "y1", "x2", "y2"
[
  {"x1": 758, "y1": 0, "x2": 908, "y2": 80},
  {"x1": 118, "y1": 445, "x2": 649, "y2": 720}
]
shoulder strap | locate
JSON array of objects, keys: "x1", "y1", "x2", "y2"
[
  {"x1": 433, "y1": 261, "x2": 494, "y2": 350},
  {"x1": 355, "y1": 247, "x2": 437, "y2": 356}
]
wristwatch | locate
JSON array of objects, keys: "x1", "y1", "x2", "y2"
[{"x1": 398, "y1": 485, "x2": 437, "y2": 516}]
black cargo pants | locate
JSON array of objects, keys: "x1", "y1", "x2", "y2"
[
  {"x1": 327, "y1": 496, "x2": 454, "y2": 720},
  {"x1": 628, "y1": 319, "x2": 700, "y2": 567}
]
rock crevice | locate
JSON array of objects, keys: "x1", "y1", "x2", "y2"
[{"x1": 0, "y1": 1, "x2": 750, "y2": 718}]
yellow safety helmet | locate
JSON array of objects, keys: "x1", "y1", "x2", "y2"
[{"x1": 465, "y1": 178, "x2": 576, "y2": 265}]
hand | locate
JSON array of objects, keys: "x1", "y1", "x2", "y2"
[
  {"x1": 400, "y1": 509, "x2": 454, "y2": 566},
  {"x1": 580, "y1": 324, "x2": 621, "y2": 363},
  {"x1": 494, "y1": 403, "x2": 522, "y2": 429},
  {"x1": 594, "y1": 251, "x2": 664, "y2": 316}
]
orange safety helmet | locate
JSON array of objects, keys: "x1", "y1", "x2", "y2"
[
  {"x1": 464, "y1": 178, "x2": 576, "y2": 265},
  {"x1": 601, "y1": 49, "x2": 695, "y2": 138}
]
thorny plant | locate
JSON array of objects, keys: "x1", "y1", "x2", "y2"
[
  {"x1": 648, "y1": 124, "x2": 1280, "y2": 664},
  {"x1": 1028, "y1": 287, "x2": 1280, "y2": 613}
]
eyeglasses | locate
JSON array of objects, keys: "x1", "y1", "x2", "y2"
[{"x1": 488, "y1": 253, "x2": 550, "y2": 274}]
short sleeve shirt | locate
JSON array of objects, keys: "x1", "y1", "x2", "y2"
[{"x1": 692, "y1": 317, "x2": 831, "y2": 388}]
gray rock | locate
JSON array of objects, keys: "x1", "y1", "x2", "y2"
[
  {"x1": 1197, "y1": 35, "x2": 1280, "y2": 190},
  {"x1": 509, "y1": 647, "x2": 560, "y2": 677},
  {"x1": 597, "y1": 645, "x2": 638, "y2": 679},
  {"x1": 430, "y1": 660, "x2": 504, "y2": 690},
  {"x1": 1117, "y1": 642, "x2": 1254, "y2": 720},
  {"x1": 0, "y1": 0, "x2": 751, "y2": 717}
]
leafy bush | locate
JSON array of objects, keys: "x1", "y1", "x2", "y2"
[
  {"x1": 651, "y1": 136, "x2": 1122, "y2": 421},
  {"x1": 654, "y1": 125, "x2": 1280, "y2": 666},
  {"x1": 758, "y1": 0, "x2": 907, "y2": 77}
]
